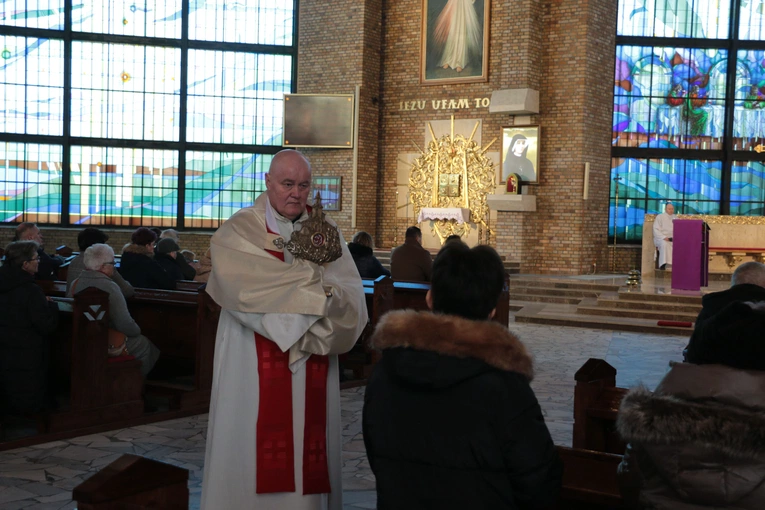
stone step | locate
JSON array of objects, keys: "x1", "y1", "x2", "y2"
[
  {"x1": 508, "y1": 294, "x2": 583, "y2": 305},
  {"x1": 596, "y1": 296, "x2": 701, "y2": 314},
  {"x1": 514, "y1": 308, "x2": 694, "y2": 335},
  {"x1": 509, "y1": 285, "x2": 601, "y2": 299},
  {"x1": 576, "y1": 305, "x2": 698, "y2": 322},
  {"x1": 509, "y1": 279, "x2": 621, "y2": 292},
  {"x1": 618, "y1": 290, "x2": 702, "y2": 305}
]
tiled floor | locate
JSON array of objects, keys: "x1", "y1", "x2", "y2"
[{"x1": 0, "y1": 316, "x2": 690, "y2": 509}]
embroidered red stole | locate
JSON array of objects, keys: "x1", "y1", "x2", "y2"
[{"x1": 255, "y1": 234, "x2": 330, "y2": 495}]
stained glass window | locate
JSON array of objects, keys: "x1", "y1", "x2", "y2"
[
  {"x1": 730, "y1": 160, "x2": 765, "y2": 215},
  {"x1": 617, "y1": 0, "x2": 730, "y2": 39},
  {"x1": 0, "y1": 36, "x2": 64, "y2": 136},
  {"x1": 0, "y1": 142, "x2": 63, "y2": 223},
  {"x1": 185, "y1": 152, "x2": 270, "y2": 229},
  {"x1": 69, "y1": 146, "x2": 179, "y2": 227},
  {"x1": 0, "y1": 2, "x2": 295, "y2": 226}
]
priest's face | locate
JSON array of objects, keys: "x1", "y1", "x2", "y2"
[
  {"x1": 266, "y1": 150, "x2": 312, "y2": 220},
  {"x1": 665, "y1": 204, "x2": 674, "y2": 215}
]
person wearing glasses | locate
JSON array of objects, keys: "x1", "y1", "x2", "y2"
[
  {"x1": 14, "y1": 222, "x2": 65, "y2": 281},
  {"x1": 0, "y1": 240, "x2": 59, "y2": 415},
  {"x1": 66, "y1": 227, "x2": 134, "y2": 298},
  {"x1": 68, "y1": 244, "x2": 159, "y2": 377}
]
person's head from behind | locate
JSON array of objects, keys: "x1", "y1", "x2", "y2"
[
  {"x1": 665, "y1": 202, "x2": 675, "y2": 215},
  {"x1": 180, "y1": 249, "x2": 196, "y2": 263},
  {"x1": 160, "y1": 229, "x2": 180, "y2": 243},
  {"x1": 265, "y1": 150, "x2": 312, "y2": 220},
  {"x1": 149, "y1": 227, "x2": 162, "y2": 240},
  {"x1": 405, "y1": 226, "x2": 422, "y2": 246},
  {"x1": 131, "y1": 227, "x2": 157, "y2": 249},
  {"x1": 731, "y1": 261, "x2": 765, "y2": 289},
  {"x1": 443, "y1": 234, "x2": 463, "y2": 246},
  {"x1": 84, "y1": 244, "x2": 116, "y2": 277},
  {"x1": 427, "y1": 243, "x2": 505, "y2": 321},
  {"x1": 77, "y1": 227, "x2": 109, "y2": 252},
  {"x1": 4, "y1": 241, "x2": 40, "y2": 274},
  {"x1": 15, "y1": 222, "x2": 43, "y2": 247},
  {"x1": 352, "y1": 231, "x2": 374, "y2": 249},
  {"x1": 156, "y1": 238, "x2": 180, "y2": 259}
]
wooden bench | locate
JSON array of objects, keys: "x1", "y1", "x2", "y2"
[
  {"x1": 556, "y1": 446, "x2": 624, "y2": 509},
  {"x1": 46, "y1": 288, "x2": 145, "y2": 433},
  {"x1": 73, "y1": 454, "x2": 188, "y2": 510},
  {"x1": 573, "y1": 358, "x2": 628, "y2": 455}
]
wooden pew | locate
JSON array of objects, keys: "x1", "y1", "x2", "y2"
[
  {"x1": 46, "y1": 288, "x2": 144, "y2": 433},
  {"x1": 573, "y1": 359, "x2": 627, "y2": 455},
  {"x1": 73, "y1": 454, "x2": 188, "y2": 510},
  {"x1": 556, "y1": 446, "x2": 624, "y2": 509}
]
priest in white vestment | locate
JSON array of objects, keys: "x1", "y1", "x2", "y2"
[
  {"x1": 653, "y1": 202, "x2": 676, "y2": 269},
  {"x1": 201, "y1": 150, "x2": 367, "y2": 510}
]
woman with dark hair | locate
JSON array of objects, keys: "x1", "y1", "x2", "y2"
[
  {"x1": 363, "y1": 243, "x2": 561, "y2": 509},
  {"x1": 348, "y1": 231, "x2": 390, "y2": 279},
  {"x1": 118, "y1": 227, "x2": 176, "y2": 290},
  {"x1": 0, "y1": 241, "x2": 59, "y2": 414}
]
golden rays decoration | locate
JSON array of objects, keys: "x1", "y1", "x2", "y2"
[{"x1": 409, "y1": 115, "x2": 497, "y2": 243}]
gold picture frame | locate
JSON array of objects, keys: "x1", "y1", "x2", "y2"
[
  {"x1": 501, "y1": 126, "x2": 540, "y2": 184},
  {"x1": 420, "y1": 0, "x2": 490, "y2": 85}
]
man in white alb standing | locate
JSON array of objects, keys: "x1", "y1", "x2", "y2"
[
  {"x1": 201, "y1": 149, "x2": 367, "y2": 510},
  {"x1": 653, "y1": 202, "x2": 676, "y2": 270}
]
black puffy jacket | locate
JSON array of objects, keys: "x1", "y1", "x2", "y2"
[{"x1": 363, "y1": 310, "x2": 562, "y2": 510}]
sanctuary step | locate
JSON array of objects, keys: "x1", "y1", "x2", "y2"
[{"x1": 507, "y1": 277, "x2": 620, "y2": 305}]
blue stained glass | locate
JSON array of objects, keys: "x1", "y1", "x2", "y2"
[
  {"x1": 614, "y1": 46, "x2": 728, "y2": 150},
  {"x1": 0, "y1": 0, "x2": 65, "y2": 30},
  {"x1": 617, "y1": 0, "x2": 729, "y2": 39},
  {"x1": 69, "y1": 146, "x2": 179, "y2": 227},
  {"x1": 75, "y1": 1, "x2": 182, "y2": 38},
  {"x1": 189, "y1": 1, "x2": 293, "y2": 45},
  {"x1": 0, "y1": 142, "x2": 63, "y2": 223}
]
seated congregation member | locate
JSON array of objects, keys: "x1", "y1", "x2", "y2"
[
  {"x1": 119, "y1": 227, "x2": 176, "y2": 290},
  {"x1": 390, "y1": 226, "x2": 432, "y2": 282},
  {"x1": 159, "y1": 229, "x2": 196, "y2": 280},
  {"x1": 154, "y1": 238, "x2": 185, "y2": 282},
  {"x1": 66, "y1": 227, "x2": 134, "y2": 297},
  {"x1": 194, "y1": 247, "x2": 212, "y2": 283},
  {"x1": 348, "y1": 231, "x2": 390, "y2": 279},
  {"x1": 685, "y1": 260, "x2": 765, "y2": 368},
  {"x1": 69, "y1": 244, "x2": 160, "y2": 377},
  {"x1": 363, "y1": 243, "x2": 562, "y2": 510},
  {"x1": 0, "y1": 241, "x2": 59, "y2": 414},
  {"x1": 617, "y1": 316, "x2": 765, "y2": 507},
  {"x1": 14, "y1": 222, "x2": 64, "y2": 281}
]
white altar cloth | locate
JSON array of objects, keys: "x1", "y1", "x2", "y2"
[{"x1": 417, "y1": 207, "x2": 471, "y2": 224}]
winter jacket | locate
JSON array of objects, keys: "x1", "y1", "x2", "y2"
[
  {"x1": 348, "y1": 242, "x2": 390, "y2": 279},
  {"x1": 36, "y1": 248, "x2": 64, "y2": 281},
  {"x1": 617, "y1": 362, "x2": 765, "y2": 509},
  {"x1": 68, "y1": 270, "x2": 141, "y2": 338},
  {"x1": 686, "y1": 284, "x2": 765, "y2": 371},
  {"x1": 118, "y1": 244, "x2": 176, "y2": 290},
  {"x1": 390, "y1": 240, "x2": 432, "y2": 282},
  {"x1": 0, "y1": 265, "x2": 59, "y2": 413},
  {"x1": 363, "y1": 310, "x2": 562, "y2": 510},
  {"x1": 154, "y1": 253, "x2": 185, "y2": 282},
  {"x1": 66, "y1": 255, "x2": 134, "y2": 298}
]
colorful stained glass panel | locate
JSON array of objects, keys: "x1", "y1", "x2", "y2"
[
  {"x1": 0, "y1": 142, "x2": 63, "y2": 223},
  {"x1": 730, "y1": 160, "x2": 765, "y2": 215}
]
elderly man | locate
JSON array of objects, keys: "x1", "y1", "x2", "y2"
[
  {"x1": 653, "y1": 202, "x2": 676, "y2": 270},
  {"x1": 14, "y1": 222, "x2": 64, "y2": 280},
  {"x1": 390, "y1": 226, "x2": 433, "y2": 282},
  {"x1": 68, "y1": 244, "x2": 159, "y2": 377},
  {"x1": 66, "y1": 227, "x2": 134, "y2": 297},
  {"x1": 202, "y1": 149, "x2": 367, "y2": 510}
]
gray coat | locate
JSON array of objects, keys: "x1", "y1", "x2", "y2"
[
  {"x1": 68, "y1": 270, "x2": 141, "y2": 338},
  {"x1": 66, "y1": 255, "x2": 135, "y2": 298}
]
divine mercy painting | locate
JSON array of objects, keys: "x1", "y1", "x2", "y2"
[{"x1": 421, "y1": 0, "x2": 490, "y2": 85}]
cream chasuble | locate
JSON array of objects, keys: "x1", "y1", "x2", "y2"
[{"x1": 201, "y1": 194, "x2": 367, "y2": 510}]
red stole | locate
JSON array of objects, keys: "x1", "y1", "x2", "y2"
[{"x1": 255, "y1": 234, "x2": 331, "y2": 495}]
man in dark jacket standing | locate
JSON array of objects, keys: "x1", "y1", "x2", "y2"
[
  {"x1": 390, "y1": 226, "x2": 432, "y2": 282},
  {"x1": 363, "y1": 243, "x2": 562, "y2": 510}
]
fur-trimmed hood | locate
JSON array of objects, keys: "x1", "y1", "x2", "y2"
[
  {"x1": 122, "y1": 243, "x2": 155, "y2": 257},
  {"x1": 370, "y1": 310, "x2": 533, "y2": 388}
]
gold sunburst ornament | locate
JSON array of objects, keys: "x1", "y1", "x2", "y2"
[{"x1": 409, "y1": 115, "x2": 497, "y2": 243}]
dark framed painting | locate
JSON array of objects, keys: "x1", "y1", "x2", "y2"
[
  {"x1": 501, "y1": 126, "x2": 540, "y2": 184},
  {"x1": 420, "y1": 0, "x2": 490, "y2": 85},
  {"x1": 283, "y1": 94, "x2": 354, "y2": 148},
  {"x1": 313, "y1": 176, "x2": 342, "y2": 211}
]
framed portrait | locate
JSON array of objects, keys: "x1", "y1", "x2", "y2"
[
  {"x1": 312, "y1": 176, "x2": 342, "y2": 211},
  {"x1": 283, "y1": 94, "x2": 354, "y2": 149},
  {"x1": 420, "y1": 0, "x2": 490, "y2": 85},
  {"x1": 501, "y1": 126, "x2": 540, "y2": 184}
]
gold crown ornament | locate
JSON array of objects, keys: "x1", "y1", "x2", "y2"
[{"x1": 273, "y1": 192, "x2": 343, "y2": 265}]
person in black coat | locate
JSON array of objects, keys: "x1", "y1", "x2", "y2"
[
  {"x1": 363, "y1": 243, "x2": 562, "y2": 510},
  {"x1": 118, "y1": 227, "x2": 176, "y2": 290},
  {"x1": 685, "y1": 261, "x2": 765, "y2": 369},
  {"x1": 348, "y1": 231, "x2": 390, "y2": 279},
  {"x1": 158, "y1": 229, "x2": 196, "y2": 280},
  {"x1": 154, "y1": 238, "x2": 185, "y2": 282},
  {"x1": 0, "y1": 241, "x2": 59, "y2": 414}
]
